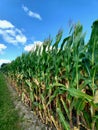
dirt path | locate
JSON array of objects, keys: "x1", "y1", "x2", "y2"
[{"x1": 7, "y1": 84, "x2": 54, "y2": 130}]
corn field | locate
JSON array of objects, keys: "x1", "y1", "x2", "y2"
[{"x1": 0, "y1": 20, "x2": 98, "y2": 130}]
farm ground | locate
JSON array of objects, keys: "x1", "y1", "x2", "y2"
[{"x1": 0, "y1": 73, "x2": 52, "y2": 130}]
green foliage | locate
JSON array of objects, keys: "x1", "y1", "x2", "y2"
[{"x1": 1, "y1": 20, "x2": 98, "y2": 130}]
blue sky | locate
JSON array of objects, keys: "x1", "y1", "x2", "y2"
[{"x1": 0, "y1": 0, "x2": 98, "y2": 65}]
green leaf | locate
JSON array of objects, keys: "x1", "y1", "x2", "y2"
[
  {"x1": 83, "y1": 110, "x2": 91, "y2": 128},
  {"x1": 30, "y1": 91, "x2": 34, "y2": 102},
  {"x1": 60, "y1": 97, "x2": 70, "y2": 119},
  {"x1": 74, "y1": 98, "x2": 85, "y2": 113},
  {"x1": 67, "y1": 88, "x2": 93, "y2": 102},
  {"x1": 57, "y1": 107, "x2": 70, "y2": 130},
  {"x1": 25, "y1": 80, "x2": 32, "y2": 87},
  {"x1": 47, "y1": 88, "x2": 63, "y2": 105},
  {"x1": 93, "y1": 115, "x2": 98, "y2": 121}
]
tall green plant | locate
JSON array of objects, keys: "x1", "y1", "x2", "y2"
[{"x1": 1, "y1": 20, "x2": 98, "y2": 130}]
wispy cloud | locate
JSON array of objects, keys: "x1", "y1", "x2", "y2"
[
  {"x1": 0, "y1": 43, "x2": 7, "y2": 54},
  {"x1": 24, "y1": 41, "x2": 43, "y2": 52},
  {"x1": 0, "y1": 59, "x2": 11, "y2": 66},
  {"x1": 22, "y1": 5, "x2": 42, "y2": 21},
  {"x1": 0, "y1": 20, "x2": 27, "y2": 45}
]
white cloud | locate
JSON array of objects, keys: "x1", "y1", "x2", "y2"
[
  {"x1": 0, "y1": 20, "x2": 14, "y2": 29},
  {"x1": 24, "y1": 44, "x2": 34, "y2": 52},
  {"x1": 0, "y1": 43, "x2": 7, "y2": 54},
  {"x1": 22, "y1": 5, "x2": 42, "y2": 21},
  {"x1": 0, "y1": 20, "x2": 27, "y2": 45},
  {"x1": 0, "y1": 59, "x2": 11, "y2": 66},
  {"x1": 22, "y1": 5, "x2": 28, "y2": 12},
  {"x1": 28, "y1": 11, "x2": 42, "y2": 20},
  {"x1": 24, "y1": 41, "x2": 43, "y2": 52}
]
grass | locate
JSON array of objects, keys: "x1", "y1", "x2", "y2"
[{"x1": 0, "y1": 73, "x2": 22, "y2": 130}]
